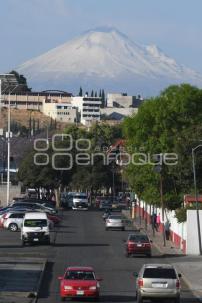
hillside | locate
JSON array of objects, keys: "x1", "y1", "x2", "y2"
[{"x1": 0, "y1": 108, "x2": 51, "y2": 130}]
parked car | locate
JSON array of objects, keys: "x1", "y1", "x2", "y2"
[
  {"x1": 21, "y1": 212, "x2": 51, "y2": 245},
  {"x1": 61, "y1": 192, "x2": 75, "y2": 208},
  {"x1": 105, "y1": 214, "x2": 125, "y2": 231},
  {"x1": 134, "y1": 264, "x2": 181, "y2": 303},
  {"x1": 58, "y1": 266, "x2": 102, "y2": 301},
  {"x1": 3, "y1": 211, "x2": 26, "y2": 231},
  {"x1": 125, "y1": 233, "x2": 152, "y2": 257},
  {"x1": 10, "y1": 202, "x2": 56, "y2": 214},
  {"x1": 47, "y1": 213, "x2": 61, "y2": 225}
]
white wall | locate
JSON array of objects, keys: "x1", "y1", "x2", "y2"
[
  {"x1": 187, "y1": 210, "x2": 202, "y2": 255},
  {"x1": 137, "y1": 199, "x2": 187, "y2": 251}
]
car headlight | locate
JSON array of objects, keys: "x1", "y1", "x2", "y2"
[
  {"x1": 89, "y1": 286, "x2": 97, "y2": 290},
  {"x1": 64, "y1": 285, "x2": 73, "y2": 290}
]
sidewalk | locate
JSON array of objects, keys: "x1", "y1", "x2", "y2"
[
  {"x1": 123, "y1": 210, "x2": 183, "y2": 255},
  {"x1": 123, "y1": 210, "x2": 202, "y2": 302}
]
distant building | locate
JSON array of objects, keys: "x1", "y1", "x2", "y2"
[
  {"x1": 107, "y1": 93, "x2": 143, "y2": 108},
  {"x1": 71, "y1": 96, "x2": 102, "y2": 126},
  {"x1": 100, "y1": 107, "x2": 137, "y2": 121},
  {"x1": 1, "y1": 90, "x2": 72, "y2": 111},
  {"x1": 42, "y1": 100, "x2": 77, "y2": 123}
]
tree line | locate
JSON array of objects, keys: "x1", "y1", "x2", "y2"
[{"x1": 122, "y1": 84, "x2": 202, "y2": 221}]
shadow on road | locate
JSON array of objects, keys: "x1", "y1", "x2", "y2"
[
  {"x1": 38, "y1": 261, "x2": 54, "y2": 299},
  {"x1": 70, "y1": 295, "x2": 136, "y2": 302},
  {"x1": 53, "y1": 243, "x2": 110, "y2": 247}
]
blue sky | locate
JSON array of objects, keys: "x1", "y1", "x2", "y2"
[{"x1": 0, "y1": 0, "x2": 202, "y2": 73}]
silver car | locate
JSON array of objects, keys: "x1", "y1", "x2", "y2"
[
  {"x1": 105, "y1": 215, "x2": 125, "y2": 231},
  {"x1": 3, "y1": 211, "x2": 26, "y2": 231},
  {"x1": 134, "y1": 264, "x2": 181, "y2": 303}
]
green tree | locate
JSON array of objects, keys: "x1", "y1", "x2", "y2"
[
  {"x1": 9, "y1": 70, "x2": 31, "y2": 91},
  {"x1": 123, "y1": 84, "x2": 202, "y2": 210},
  {"x1": 79, "y1": 87, "x2": 83, "y2": 96}
]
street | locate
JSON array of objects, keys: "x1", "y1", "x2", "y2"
[{"x1": 0, "y1": 209, "x2": 198, "y2": 302}]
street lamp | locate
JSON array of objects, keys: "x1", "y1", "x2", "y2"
[
  {"x1": 192, "y1": 144, "x2": 202, "y2": 255},
  {"x1": 0, "y1": 75, "x2": 23, "y2": 205}
]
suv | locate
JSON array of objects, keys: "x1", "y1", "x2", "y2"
[
  {"x1": 125, "y1": 233, "x2": 152, "y2": 257},
  {"x1": 72, "y1": 193, "x2": 88, "y2": 210},
  {"x1": 134, "y1": 264, "x2": 181, "y2": 303}
]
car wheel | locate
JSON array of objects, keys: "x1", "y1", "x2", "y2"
[
  {"x1": 9, "y1": 223, "x2": 18, "y2": 232},
  {"x1": 60, "y1": 297, "x2": 65, "y2": 301},
  {"x1": 146, "y1": 253, "x2": 152, "y2": 258},
  {"x1": 122, "y1": 227, "x2": 125, "y2": 231},
  {"x1": 174, "y1": 297, "x2": 180, "y2": 303},
  {"x1": 105, "y1": 227, "x2": 108, "y2": 231}
]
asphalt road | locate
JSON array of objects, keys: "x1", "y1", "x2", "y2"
[{"x1": 0, "y1": 209, "x2": 198, "y2": 302}]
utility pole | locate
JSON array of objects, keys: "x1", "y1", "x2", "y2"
[
  {"x1": 153, "y1": 154, "x2": 166, "y2": 246},
  {"x1": 160, "y1": 173, "x2": 166, "y2": 246},
  {"x1": 6, "y1": 92, "x2": 11, "y2": 205}
]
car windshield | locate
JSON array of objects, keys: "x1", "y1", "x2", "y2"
[
  {"x1": 143, "y1": 268, "x2": 177, "y2": 279},
  {"x1": 65, "y1": 271, "x2": 95, "y2": 280},
  {"x1": 74, "y1": 195, "x2": 87, "y2": 199},
  {"x1": 129, "y1": 235, "x2": 149, "y2": 242},
  {"x1": 24, "y1": 219, "x2": 47, "y2": 227}
]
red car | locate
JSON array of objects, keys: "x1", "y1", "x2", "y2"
[
  {"x1": 47, "y1": 214, "x2": 61, "y2": 225},
  {"x1": 58, "y1": 266, "x2": 102, "y2": 301},
  {"x1": 125, "y1": 233, "x2": 152, "y2": 257}
]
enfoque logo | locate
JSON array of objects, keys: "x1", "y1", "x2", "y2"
[{"x1": 33, "y1": 134, "x2": 178, "y2": 170}]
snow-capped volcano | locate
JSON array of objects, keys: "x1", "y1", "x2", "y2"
[{"x1": 17, "y1": 27, "x2": 202, "y2": 95}]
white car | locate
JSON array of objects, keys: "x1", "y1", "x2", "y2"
[
  {"x1": 21, "y1": 212, "x2": 51, "y2": 245},
  {"x1": 72, "y1": 193, "x2": 88, "y2": 210},
  {"x1": 105, "y1": 215, "x2": 125, "y2": 231},
  {"x1": 3, "y1": 211, "x2": 26, "y2": 231}
]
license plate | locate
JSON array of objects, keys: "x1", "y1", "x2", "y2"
[
  {"x1": 137, "y1": 243, "x2": 142, "y2": 247},
  {"x1": 77, "y1": 290, "x2": 84, "y2": 295},
  {"x1": 152, "y1": 283, "x2": 167, "y2": 288},
  {"x1": 33, "y1": 238, "x2": 39, "y2": 241}
]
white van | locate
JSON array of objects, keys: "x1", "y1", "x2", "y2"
[
  {"x1": 21, "y1": 212, "x2": 50, "y2": 245},
  {"x1": 72, "y1": 193, "x2": 88, "y2": 210}
]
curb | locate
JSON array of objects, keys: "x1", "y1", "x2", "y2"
[{"x1": 34, "y1": 259, "x2": 47, "y2": 303}]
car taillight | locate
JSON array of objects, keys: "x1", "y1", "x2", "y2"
[
  {"x1": 128, "y1": 241, "x2": 134, "y2": 245},
  {"x1": 145, "y1": 243, "x2": 151, "y2": 247},
  {"x1": 138, "y1": 278, "x2": 144, "y2": 288},
  {"x1": 176, "y1": 279, "x2": 180, "y2": 289},
  {"x1": 2, "y1": 214, "x2": 7, "y2": 220}
]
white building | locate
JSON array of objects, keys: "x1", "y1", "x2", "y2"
[
  {"x1": 42, "y1": 101, "x2": 77, "y2": 123},
  {"x1": 71, "y1": 96, "x2": 102, "y2": 126}
]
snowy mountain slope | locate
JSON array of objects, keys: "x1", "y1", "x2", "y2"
[{"x1": 17, "y1": 27, "x2": 202, "y2": 95}]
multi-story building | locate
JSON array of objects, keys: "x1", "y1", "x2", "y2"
[
  {"x1": 71, "y1": 96, "x2": 102, "y2": 126},
  {"x1": 42, "y1": 100, "x2": 77, "y2": 123},
  {"x1": 1, "y1": 90, "x2": 72, "y2": 111}
]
